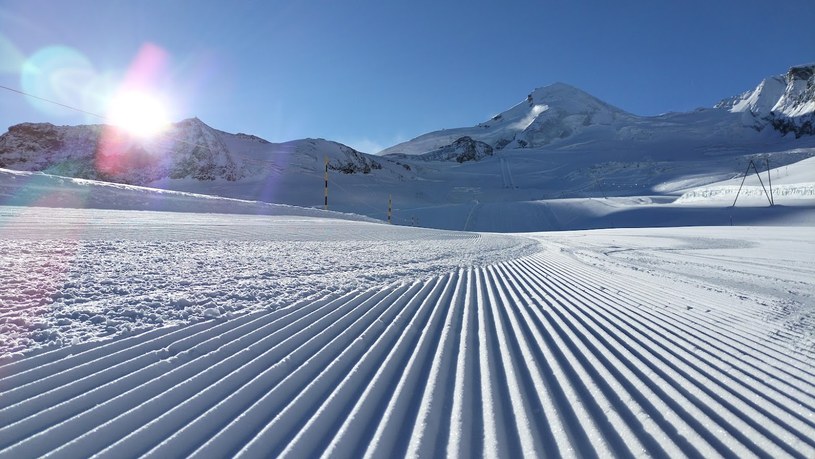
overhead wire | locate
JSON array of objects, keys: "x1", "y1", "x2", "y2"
[{"x1": 0, "y1": 84, "x2": 106, "y2": 120}]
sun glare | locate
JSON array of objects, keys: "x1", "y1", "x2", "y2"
[{"x1": 108, "y1": 90, "x2": 170, "y2": 138}]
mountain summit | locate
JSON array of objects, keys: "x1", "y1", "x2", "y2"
[
  {"x1": 477, "y1": 82, "x2": 632, "y2": 149},
  {"x1": 380, "y1": 83, "x2": 633, "y2": 156},
  {"x1": 0, "y1": 117, "x2": 409, "y2": 192}
]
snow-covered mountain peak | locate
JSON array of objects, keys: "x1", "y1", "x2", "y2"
[
  {"x1": 0, "y1": 117, "x2": 241, "y2": 184},
  {"x1": 715, "y1": 64, "x2": 814, "y2": 137},
  {"x1": 774, "y1": 63, "x2": 815, "y2": 118},
  {"x1": 381, "y1": 82, "x2": 633, "y2": 156},
  {"x1": 381, "y1": 65, "x2": 815, "y2": 158},
  {"x1": 491, "y1": 82, "x2": 627, "y2": 127},
  {"x1": 0, "y1": 117, "x2": 413, "y2": 209},
  {"x1": 715, "y1": 75, "x2": 787, "y2": 116},
  {"x1": 174, "y1": 116, "x2": 207, "y2": 129},
  {"x1": 528, "y1": 82, "x2": 585, "y2": 101}
]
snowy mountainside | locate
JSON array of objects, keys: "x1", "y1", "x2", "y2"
[
  {"x1": 674, "y1": 155, "x2": 815, "y2": 206},
  {"x1": 1, "y1": 65, "x2": 815, "y2": 232},
  {"x1": 0, "y1": 118, "x2": 410, "y2": 187},
  {"x1": 152, "y1": 134, "x2": 414, "y2": 211},
  {"x1": 715, "y1": 75, "x2": 788, "y2": 116},
  {"x1": 716, "y1": 63, "x2": 815, "y2": 137},
  {"x1": 380, "y1": 83, "x2": 635, "y2": 156}
]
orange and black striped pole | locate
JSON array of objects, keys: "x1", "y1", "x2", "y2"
[
  {"x1": 388, "y1": 194, "x2": 392, "y2": 224},
  {"x1": 324, "y1": 156, "x2": 328, "y2": 210}
]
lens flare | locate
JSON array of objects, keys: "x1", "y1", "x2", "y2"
[
  {"x1": 108, "y1": 90, "x2": 170, "y2": 137},
  {"x1": 97, "y1": 43, "x2": 176, "y2": 176},
  {"x1": 103, "y1": 43, "x2": 174, "y2": 138},
  {"x1": 0, "y1": 35, "x2": 25, "y2": 73},
  {"x1": 20, "y1": 45, "x2": 96, "y2": 117}
]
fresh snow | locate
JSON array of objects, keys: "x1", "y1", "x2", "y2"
[
  {"x1": 0, "y1": 205, "x2": 534, "y2": 356},
  {"x1": 675, "y1": 156, "x2": 815, "y2": 205}
]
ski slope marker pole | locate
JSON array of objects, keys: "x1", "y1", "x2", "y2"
[{"x1": 766, "y1": 157, "x2": 774, "y2": 206}]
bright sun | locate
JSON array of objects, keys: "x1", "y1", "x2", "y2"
[{"x1": 108, "y1": 90, "x2": 170, "y2": 138}]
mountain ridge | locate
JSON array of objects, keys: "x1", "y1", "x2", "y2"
[
  {"x1": 381, "y1": 64, "x2": 815, "y2": 158},
  {"x1": 0, "y1": 117, "x2": 406, "y2": 187}
]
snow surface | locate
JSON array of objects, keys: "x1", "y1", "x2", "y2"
[
  {"x1": 0, "y1": 215, "x2": 812, "y2": 457},
  {"x1": 675, "y1": 156, "x2": 815, "y2": 206},
  {"x1": 0, "y1": 206, "x2": 534, "y2": 356},
  {"x1": 0, "y1": 175, "x2": 813, "y2": 457}
]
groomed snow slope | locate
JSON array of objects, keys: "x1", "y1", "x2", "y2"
[
  {"x1": 0, "y1": 206, "x2": 534, "y2": 355},
  {"x1": 1, "y1": 215, "x2": 813, "y2": 457}
]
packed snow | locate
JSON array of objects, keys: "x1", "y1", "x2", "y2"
[{"x1": 0, "y1": 169, "x2": 814, "y2": 457}]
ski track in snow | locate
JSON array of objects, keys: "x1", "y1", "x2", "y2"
[
  {"x1": 1, "y1": 219, "x2": 813, "y2": 457},
  {"x1": 499, "y1": 156, "x2": 515, "y2": 189}
]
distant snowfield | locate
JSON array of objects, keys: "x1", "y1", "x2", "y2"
[
  {"x1": 1, "y1": 200, "x2": 814, "y2": 456},
  {"x1": 4, "y1": 142, "x2": 815, "y2": 233},
  {"x1": 377, "y1": 146, "x2": 815, "y2": 232}
]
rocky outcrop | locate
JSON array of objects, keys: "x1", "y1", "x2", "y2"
[
  {"x1": 328, "y1": 144, "x2": 383, "y2": 174},
  {"x1": 769, "y1": 65, "x2": 815, "y2": 138},
  {"x1": 416, "y1": 136, "x2": 494, "y2": 163}
]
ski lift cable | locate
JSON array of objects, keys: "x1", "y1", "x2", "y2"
[{"x1": 1, "y1": 84, "x2": 106, "y2": 119}]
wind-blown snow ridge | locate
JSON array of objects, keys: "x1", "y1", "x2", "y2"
[{"x1": 1, "y1": 233, "x2": 812, "y2": 457}]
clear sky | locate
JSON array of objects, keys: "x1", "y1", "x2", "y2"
[{"x1": 1, "y1": 0, "x2": 813, "y2": 152}]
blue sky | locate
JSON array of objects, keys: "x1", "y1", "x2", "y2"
[{"x1": 1, "y1": 0, "x2": 813, "y2": 152}]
